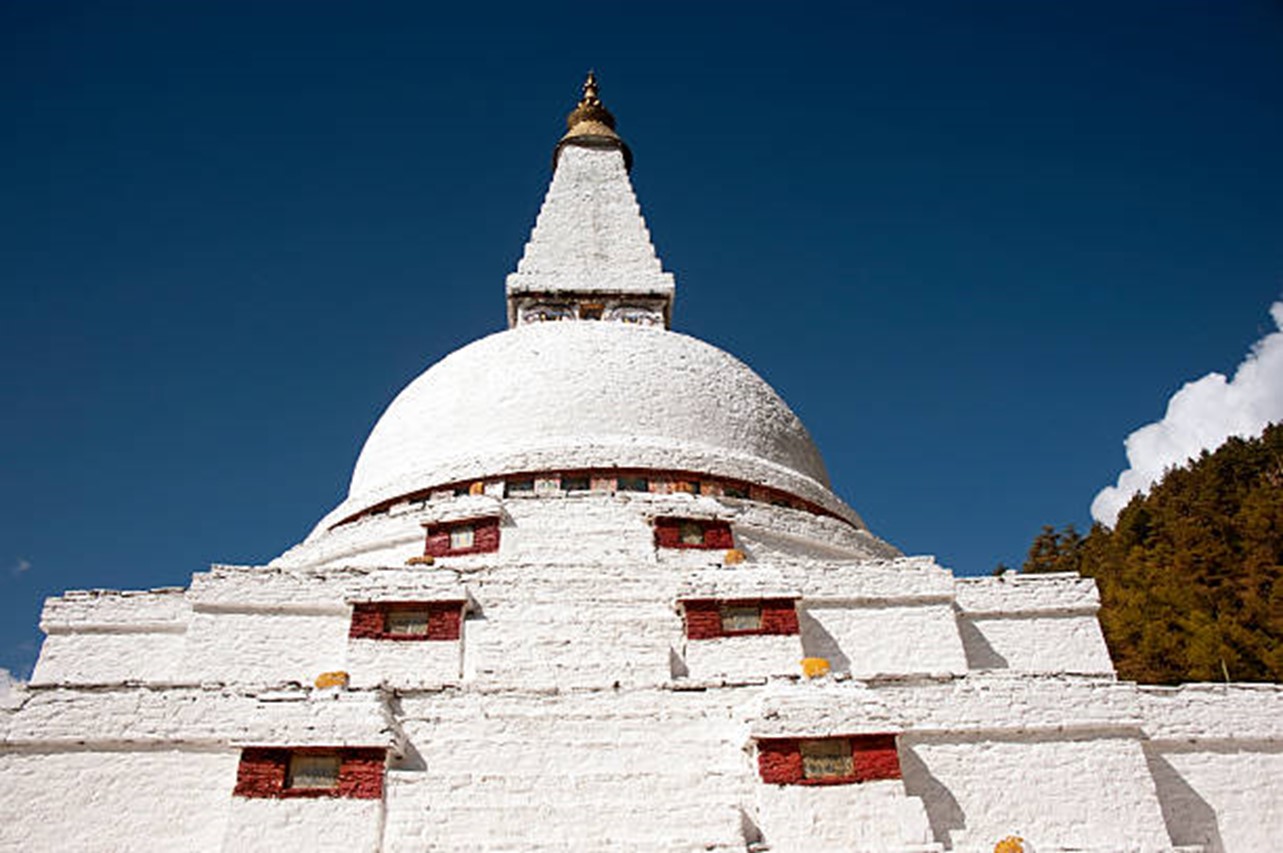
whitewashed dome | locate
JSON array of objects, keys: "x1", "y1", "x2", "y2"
[{"x1": 314, "y1": 321, "x2": 859, "y2": 530}]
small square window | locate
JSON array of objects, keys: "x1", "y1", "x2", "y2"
[
  {"x1": 286, "y1": 753, "x2": 341, "y2": 789},
  {"x1": 580, "y1": 302, "x2": 604, "y2": 320},
  {"x1": 679, "y1": 521, "x2": 705, "y2": 546},
  {"x1": 384, "y1": 608, "x2": 430, "y2": 636},
  {"x1": 561, "y1": 474, "x2": 589, "y2": 491},
  {"x1": 617, "y1": 476, "x2": 649, "y2": 492},
  {"x1": 452, "y1": 486, "x2": 471, "y2": 497},
  {"x1": 719, "y1": 604, "x2": 762, "y2": 633},
  {"x1": 800, "y1": 739, "x2": 853, "y2": 781},
  {"x1": 723, "y1": 485, "x2": 748, "y2": 499},
  {"x1": 505, "y1": 479, "x2": 534, "y2": 497},
  {"x1": 449, "y1": 525, "x2": 475, "y2": 550}
]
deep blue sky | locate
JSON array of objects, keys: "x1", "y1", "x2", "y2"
[{"x1": 3, "y1": 3, "x2": 1282, "y2": 677}]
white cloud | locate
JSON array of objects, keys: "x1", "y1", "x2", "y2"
[
  {"x1": 1092, "y1": 300, "x2": 1283, "y2": 527},
  {"x1": 10, "y1": 558, "x2": 30, "y2": 577}
]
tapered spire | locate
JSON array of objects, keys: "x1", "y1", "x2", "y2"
[
  {"x1": 555, "y1": 71, "x2": 632, "y2": 171},
  {"x1": 508, "y1": 73, "x2": 673, "y2": 328}
]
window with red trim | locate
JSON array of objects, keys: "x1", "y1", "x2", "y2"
[
  {"x1": 681, "y1": 598, "x2": 799, "y2": 639},
  {"x1": 233, "y1": 748, "x2": 386, "y2": 799},
  {"x1": 757, "y1": 735, "x2": 901, "y2": 785},
  {"x1": 349, "y1": 601, "x2": 464, "y2": 641},
  {"x1": 654, "y1": 517, "x2": 733, "y2": 550},
  {"x1": 423, "y1": 516, "x2": 500, "y2": 557}
]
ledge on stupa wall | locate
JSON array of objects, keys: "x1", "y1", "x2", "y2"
[
  {"x1": 1138, "y1": 682, "x2": 1283, "y2": 742},
  {"x1": 40, "y1": 587, "x2": 190, "y2": 632},
  {"x1": 189, "y1": 564, "x2": 370, "y2": 613},
  {"x1": 954, "y1": 572, "x2": 1102, "y2": 616},
  {"x1": 1, "y1": 683, "x2": 401, "y2": 752},
  {"x1": 752, "y1": 674, "x2": 1146, "y2": 739}
]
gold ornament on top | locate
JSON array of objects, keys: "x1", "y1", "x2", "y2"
[
  {"x1": 555, "y1": 71, "x2": 632, "y2": 171},
  {"x1": 564, "y1": 71, "x2": 618, "y2": 134}
]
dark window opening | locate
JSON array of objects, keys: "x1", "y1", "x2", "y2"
[
  {"x1": 384, "y1": 608, "x2": 430, "y2": 636},
  {"x1": 719, "y1": 604, "x2": 763, "y2": 633},
  {"x1": 505, "y1": 479, "x2": 535, "y2": 497},
  {"x1": 286, "y1": 753, "x2": 341, "y2": 790},
  {"x1": 679, "y1": 521, "x2": 705, "y2": 545}
]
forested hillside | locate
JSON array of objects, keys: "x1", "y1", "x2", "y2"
[{"x1": 1016, "y1": 422, "x2": 1283, "y2": 684}]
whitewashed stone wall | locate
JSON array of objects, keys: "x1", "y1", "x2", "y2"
[
  {"x1": 684, "y1": 634, "x2": 803, "y2": 682},
  {"x1": 6, "y1": 494, "x2": 1283, "y2": 851},
  {"x1": 1140, "y1": 684, "x2": 1283, "y2": 852},
  {"x1": 506, "y1": 146, "x2": 675, "y2": 301},
  {"x1": 755, "y1": 782, "x2": 937, "y2": 852},
  {"x1": 955, "y1": 574, "x2": 1114, "y2": 675},
  {"x1": 901, "y1": 732, "x2": 1171, "y2": 851},
  {"x1": 800, "y1": 602, "x2": 967, "y2": 678},
  {"x1": 385, "y1": 689, "x2": 750, "y2": 852},
  {"x1": 0, "y1": 749, "x2": 237, "y2": 852},
  {"x1": 222, "y1": 798, "x2": 384, "y2": 853},
  {"x1": 32, "y1": 630, "x2": 186, "y2": 685}
]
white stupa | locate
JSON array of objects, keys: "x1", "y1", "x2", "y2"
[{"x1": 1, "y1": 75, "x2": 1280, "y2": 853}]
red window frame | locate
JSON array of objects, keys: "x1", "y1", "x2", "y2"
[
  {"x1": 233, "y1": 747, "x2": 386, "y2": 799},
  {"x1": 423, "y1": 516, "x2": 500, "y2": 557},
  {"x1": 681, "y1": 598, "x2": 799, "y2": 639},
  {"x1": 757, "y1": 735, "x2": 901, "y2": 785},
  {"x1": 654, "y1": 517, "x2": 734, "y2": 550},
  {"x1": 349, "y1": 601, "x2": 465, "y2": 641}
]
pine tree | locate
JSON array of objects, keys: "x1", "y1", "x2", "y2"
[{"x1": 1012, "y1": 422, "x2": 1283, "y2": 684}]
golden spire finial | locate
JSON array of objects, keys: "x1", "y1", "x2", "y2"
[
  {"x1": 564, "y1": 70, "x2": 617, "y2": 133},
  {"x1": 556, "y1": 71, "x2": 631, "y2": 170},
  {"x1": 581, "y1": 70, "x2": 600, "y2": 106}
]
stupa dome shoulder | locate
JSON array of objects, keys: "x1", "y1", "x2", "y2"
[{"x1": 312, "y1": 321, "x2": 856, "y2": 534}]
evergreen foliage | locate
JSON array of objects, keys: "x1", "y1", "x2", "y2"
[{"x1": 1017, "y1": 423, "x2": 1283, "y2": 684}]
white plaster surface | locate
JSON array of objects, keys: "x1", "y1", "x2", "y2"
[
  {"x1": 755, "y1": 781, "x2": 938, "y2": 853},
  {"x1": 506, "y1": 145, "x2": 675, "y2": 299},
  {"x1": 683, "y1": 634, "x2": 803, "y2": 682},
  {"x1": 954, "y1": 573, "x2": 1101, "y2": 615},
  {"x1": 40, "y1": 587, "x2": 189, "y2": 629},
  {"x1": 346, "y1": 638, "x2": 461, "y2": 689},
  {"x1": 0, "y1": 749, "x2": 237, "y2": 852},
  {"x1": 1138, "y1": 682, "x2": 1283, "y2": 741},
  {"x1": 384, "y1": 688, "x2": 750, "y2": 852},
  {"x1": 1145, "y1": 743, "x2": 1283, "y2": 853},
  {"x1": 900, "y1": 731, "x2": 1172, "y2": 851},
  {"x1": 800, "y1": 602, "x2": 968, "y2": 678},
  {"x1": 182, "y1": 609, "x2": 350, "y2": 685},
  {"x1": 12, "y1": 491, "x2": 1283, "y2": 851},
  {"x1": 323, "y1": 321, "x2": 853, "y2": 531},
  {"x1": 2, "y1": 685, "x2": 398, "y2": 749},
  {"x1": 958, "y1": 613, "x2": 1114, "y2": 675},
  {"x1": 279, "y1": 491, "x2": 896, "y2": 573},
  {"x1": 222, "y1": 797, "x2": 384, "y2": 853},
  {"x1": 31, "y1": 631, "x2": 186, "y2": 685}
]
